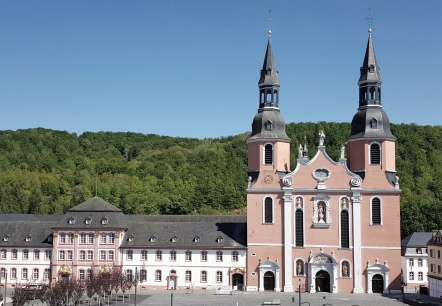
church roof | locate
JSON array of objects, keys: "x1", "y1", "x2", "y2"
[
  {"x1": 68, "y1": 196, "x2": 122, "y2": 212},
  {"x1": 359, "y1": 28, "x2": 382, "y2": 84}
]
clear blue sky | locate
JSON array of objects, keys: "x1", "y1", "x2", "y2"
[{"x1": 0, "y1": 1, "x2": 440, "y2": 138}]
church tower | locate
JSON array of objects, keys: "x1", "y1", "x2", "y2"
[
  {"x1": 347, "y1": 28, "x2": 397, "y2": 188},
  {"x1": 246, "y1": 32, "x2": 291, "y2": 292}
]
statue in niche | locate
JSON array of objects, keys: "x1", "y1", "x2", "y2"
[
  {"x1": 342, "y1": 198, "x2": 348, "y2": 209},
  {"x1": 318, "y1": 202, "x2": 326, "y2": 223},
  {"x1": 342, "y1": 262, "x2": 349, "y2": 277},
  {"x1": 296, "y1": 260, "x2": 304, "y2": 275}
]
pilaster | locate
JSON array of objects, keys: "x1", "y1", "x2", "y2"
[{"x1": 352, "y1": 189, "x2": 364, "y2": 293}]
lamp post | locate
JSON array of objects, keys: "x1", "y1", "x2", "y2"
[
  {"x1": 4, "y1": 271, "x2": 7, "y2": 305},
  {"x1": 134, "y1": 267, "x2": 138, "y2": 306}
]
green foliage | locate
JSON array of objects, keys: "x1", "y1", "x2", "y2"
[{"x1": 0, "y1": 124, "x2": 440, "y2": 238}]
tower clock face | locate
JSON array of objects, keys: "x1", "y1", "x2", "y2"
[{"x1": 264, "y1": 175, "x2": 273, "y2": 184}]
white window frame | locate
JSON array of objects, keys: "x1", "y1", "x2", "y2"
[
  {"x1": 262, "y1": 196, "x2": 274, "y2": 224},
  {"x1": 370, "y1": 196, "x2": 383, "y2": 226},
  {"x1": 216, "y1": 271, "x2": 223, "y2": 283},
  {"x1": 369, "y1": 141, "x2": 382, "y2": 165},
  {"x1": 201, "y1": 251, "x2": 208, "y2": 262}
]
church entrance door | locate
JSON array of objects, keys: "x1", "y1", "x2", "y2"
[
  {"x1": 315, "y1": 270, "x2": 330, "y2": 293},
  {"x1": 372, "y1": 274, "x2": 384, "y2": 293},
  {"x1": 263, "y1": 271, "x2": 275, "y2": 291}
]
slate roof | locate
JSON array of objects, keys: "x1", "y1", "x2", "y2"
[
  {"x1": 401, "y1": 232, "x2": 433, "y2": 256},
  {"x1": 358, "y1": 29, "x2": 382, "y2": 84},
  {"x1": 68, "y1": 196, "x2": 122, "y2": 212},
  {"x1": 122, "y1": 215, "x2": 246, "y2": 249},
  {"x1": 0, "y1": 220, "x2": 56, "y2": 248}
]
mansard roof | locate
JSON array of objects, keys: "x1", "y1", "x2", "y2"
[{"x1": 122, "y1": 215, "x2": 246, "y2": 249}]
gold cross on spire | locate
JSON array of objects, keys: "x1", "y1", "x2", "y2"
[
  {"x1": 266, "y1": 9, "x2": 272, "y2": 38},
  {"x1": 365, "y1": 6, "x2": 375, "y2": 34}
]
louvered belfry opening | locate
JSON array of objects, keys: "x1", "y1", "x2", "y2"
[
  {"x1": 264, "y1": 144, "x2": 273, "y2": 164},
  {"x1": 264, "y1": 197, "x2": 273, "y2": 223},
  {"x1": 370, "y1": 143, "x2": 381, "y2": 164},
  {"x1": 371, "y1": 198, "x2": 381, "y2": 225}
]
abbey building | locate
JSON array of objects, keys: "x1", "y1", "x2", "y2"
[{"x1": 0, "y1": 29, "x2": 401, "y2": 294}]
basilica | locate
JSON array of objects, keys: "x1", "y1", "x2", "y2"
[{"x1": 0, "y1": 28, "x2": 401, "y2": 294}]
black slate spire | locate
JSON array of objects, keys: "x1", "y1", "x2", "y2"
[
  {"x1": 349, "y1": 28, "x2": 395, "y2": 141},
  {"x1": 358, "y1": 28, "x2": 382, "y2": 107},
  {"x1": 249, "y1": 32, "x2": 289, "y2": 142}
]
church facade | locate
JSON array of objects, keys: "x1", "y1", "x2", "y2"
[
  {"x1": 246, "y1": 28, "x2": 401, "y2": 294},
  {"x1": 0, "y1": 29, "x2": 401, "y2": 294}
]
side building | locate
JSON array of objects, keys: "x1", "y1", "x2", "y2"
[
  {"x1": 246, "y1": 28, "x2": 401, "y2": 294},
  {"x1": 428, "y1": 230, "x2": 442, "y2": 298},
  {"x1": 401, "y1": 232, "x2": 432, "y2": 293},
  {"x1": 0, "y1": 197, "x2": 247, "y2": 291}
]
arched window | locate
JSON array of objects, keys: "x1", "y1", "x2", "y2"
[
  {"x1": 264, "y1": 144, "x2": 273, "y2": 165},
  {"x1": 371, "y1": 197, "x2": 381, "y2": 225},
  {"x1": 264, "y1": 197, "x2": 273, "y2": 224},
  {"x1": 295, "y1": 209, "x2": 304, "y2": 247},
  {"x1": 340, "y1": 210, "x2": 349, "y2": 248},
  {"x1": 370, "y1": 143, "x2": 381, "y2": 165},
  {"x1": 295, "y1": 259, "x2": 304, "y2": 276}
]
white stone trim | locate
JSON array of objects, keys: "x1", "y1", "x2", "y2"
[
  {"x1": 366, "y1": 263, "x2": 390, "y2": 294},
  {"x1": 283, "y1": 191, "x2": 293, "y2": 292},
  {"x1": 352, "y1": 191, "x2": 363, "y2": 293},
  {"x1": 308, "y1": 253, "x2": 338, "y2": 293}
]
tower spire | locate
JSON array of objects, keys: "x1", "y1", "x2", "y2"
[
  {"x1": 348, "y1": 28, "x2": 395, "y2": 141},
  {"x1": 248, "y1": 31, "x2": 289, "y2": 142},
  {"x1": 358, "y1": 28, "x2": 382, "y2": 107}
]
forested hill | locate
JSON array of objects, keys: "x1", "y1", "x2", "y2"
[{"x1": 0, "y1": 122, "x2": 440, "y2": 238}]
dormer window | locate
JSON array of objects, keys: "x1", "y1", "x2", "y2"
[
  {"x1": 369, "y1": 64, "x2": 375, "y2": 73},
  {"x1": 171, "y1": 235, "x2": 177, "y2": 243},
  {"x1": 128, "y1": 235, "x2": 134, "y2": 242},
  {"x1": 101, "y1": 217, "x2": 108, "y2": 225},
  {"x1": 25, "y1": 235, "x2": 32, "y2": 242},
  {"x1": 3, "y1": 235, "x2": 9, "y2": 242},
  {"x1": 84, "y1": 217, "x2": 92, "y2": 225},
  {"x1": 149, "y1": 236, "x2": 156, "y2": 243},
  {"x1": 68, "y1": 217, "x2": 76, "y2": 225},
  {"x1": 264, "y1": 120, "x2": 273, "y2": 131},
  {"x1": 193, "y1": 236, "x2": 200, "y2": 243},
  {"x1": 216, "y1": 236, "x2": 223, "y2": 244},
  {"x1": 370, "y1": 118, "x2": 378, "y2": 129}
]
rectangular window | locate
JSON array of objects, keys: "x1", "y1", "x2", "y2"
[
  {"x1": 34, "y1": 250, "x2": 40, "y2": 260},
  {"x1": 409, "y1": 259, "x2": 414, "y2": 267},
  {"x1": 216, "y1": 251, "x2": 223, "y2": 262},
  {"x1": 33, "y1": 268, "x2": 39, "y2": 280},
  {"x1": 430, "y1": 249, "x2": 434, "y2": 257},
  {"x1": 185, "y1": 270, "x2": 192, "y2": 283},
  {"x1": 100, "y1": 234, "x2": 107, "y2": 244},
  {"x1": 59, "y1": 250, "x2": 65, "y2": 260},
  {"x1": 232, "y1": 251, "x2": 239, "y2": 262},
  {"x1": 23, "y1": 250, "x2": 29, "y2": 260},
  {"x1": 170, "y1": 251, "x2": 176, "y2": 262},
  {"x1": 156, "y1": 250, "x2": 162, "y2": 261},
  {"x1": 140, "y1": 269, "x2": 147, "y2": 282},
  {"x1": 185, "y1": 251, "x2": 192, "y2": 262},
  {"x1": 216, "y1": 271, "x2": 223, "y2": 283},
  {"x1": 67, "y1": 233, "x2": 74, "y2": 244},
  {"x1": 431, "y1": 264, "x2": 434, "y2": 272},
  {"x1": 80, "y1": 250, "x2": 86, "y2": 260},
  {"x1": 100, "y1": 250, "x2": 106, "y2": 261},
  {"x1": 44, "y1": 269, "x2": 50, "y2": 280},
  {"x1": 0, "y1": 249, "x2": 6, "y2": 260},
  {"x1": 409, "y1": 271, "x2": 414, "y2": 281},
  {"x1": 22, "y1": 268, "x2": 28, "y2": 279},
  {"x1": 438, "y1": 250, "x2": 441, "y2": 259},
  {"x1": 141, "y1": 250, "x2": 148, "y2": 261},
  {"x1": 108, "y1": 233, "x2": 115, "y2": 244},
  {"x1": 67, "y1": 250, "x2": 73, "y2": 260},
  {"x1": 201, "y1": 271, "x2": 207, "y2": 283},
  {"x1": 60, "y1": 233, "x2": 66, "y2": 244},
  {"x1": 86, "y1": 269, "x2": 92, "y2": 280},
  {"x1": 108, "y1": 251, "x2": 114, "y2": 261},
  {"x1": 0, "y1": 268, "x2": 5, "y2": 278},
  {"x1": 87, "y1": 250, "x2": 93, "y2": 260},
  {"x1": 88, "y1": 234, "x2": 94, "y2": 244},
  {"x1": 418, "y1": 272, "x2": 423, "y2": 281},
  {"x1": 340, "y1": 210, "x2": 350, "y2": 248},
  {"x1": 11, "y1": 268, "x2": 17, "y2": 279},
  {"x1": 12, "y1": 250, "x2": 18, "y2": 260},
  {"x1": 79, "y1": 269, "x2": 85, "y2": 280},
  {"x1": 438, "y1": 265, "x2": 441, "y2": 274},
  {"x1": 127, "y1": 250, "x2": 133, "y2": 261},
  {"x1": 418, "y1": 258, "x2": 423, "y2": 267},
  {"x1": 155, "y1": 270, "x2": 161, "y2": 282},
  {"x1": 80, "y1": 233, "x2": 87, "y2": 244},
  {"x1": 264, "y1": 197, "x2": 273, "y2": 224},
  {"x1": 45, "y1": 250, "x2": 52, "y2": 260},
  {"x1": 201, "y1": 251, "x2": 208, "y2": 262}
]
